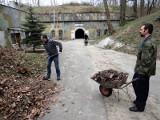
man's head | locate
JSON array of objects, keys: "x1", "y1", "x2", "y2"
[
  {"x1": 140, "y1": 23, "x2": 153, "y2": 38},
  {"x1": 41, "y1": 34, "x2": 48, "y2": 42}
]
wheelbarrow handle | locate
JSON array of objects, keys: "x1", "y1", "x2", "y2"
[{"x1": 119, "y1": 78, "x2": 139, "y2": 89}]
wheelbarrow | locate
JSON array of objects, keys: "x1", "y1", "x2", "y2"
[{"x1": 94, "y1": 77, "x2": 135, "y2": 97}]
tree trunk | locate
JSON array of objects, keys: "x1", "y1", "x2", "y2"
[
  {"x1": 37, "y1": 0, "x2": 40, "y2": 6},
  {"x1": 140, "y1": 0, "x2": 145, "y2": 17},
  {"x1": 103, "y1": 0, "x2": 115, "y2": 35},
  {"x1": 115, "y1": 0, "x2": 118, "y2": 6},
  {"x1": 120, "y1": 0, "x2": 126, "y2": 26},
  {"x1": 152, "y1": 0, "x2": 158, "y2": 8},
  {"x1": 108, "y1": 0, "x2": 112, "y2": 5},
  {"x1": 158, "y1": 0, "x2": 160, "y2": 5},
  {"x1": 133, "y1": 0, "x2": 138, "y2": 18},
  {"x1": 112, "y1": 0, "x2": 117, "y2": 6},
  {"x1": 147, "y1": 0, "x2": 150, "y2": 14}
]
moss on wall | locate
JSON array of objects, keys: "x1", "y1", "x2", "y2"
[
  {"x1": 5, "y1": 31, "x2": 11, "y2": 47},
  {"x1": 0, "y1": 5, "x2": 28, "y2": 48},
  {"x1": 0, "y1": 5, "x2": 3, "y2": 13},
  {"x1": 3, "y1": 15, "x2": 13, "y2": 27},
  {"x1": 0, "y1": 15, "x2": 12, "y2": 47}
]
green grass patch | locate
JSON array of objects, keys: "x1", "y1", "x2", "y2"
[
  {"x1": 105, "y1": 44, "x2": 114, "y2": 49},
  {"x1": 23, "y1": 53, "x2": 46, "y2": 76},
  {"x1": 111, "y1": 11, "x2": 160, "y2": 59}
]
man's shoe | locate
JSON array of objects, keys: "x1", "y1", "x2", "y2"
[
  {"x1": 133, "y1": 100, "x2": 136, "y2": 105},
  {"x1": 57, "y1": 78, "x2": 61, "y2": 81},
  {"x1": 129, "y1": 106, "x2": 144, "y2": 112},
  {"x1": 43, "y1": 76, "x2": 50, "y2": 80}
]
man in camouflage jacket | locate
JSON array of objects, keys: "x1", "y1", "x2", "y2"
[{"x1": 129, "y1": 23, "x2": 157, "y2": 112}]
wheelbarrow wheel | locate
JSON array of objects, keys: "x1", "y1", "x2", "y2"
[{"x1": 99, "y1": 85, "x2": 112, "y2": 97}]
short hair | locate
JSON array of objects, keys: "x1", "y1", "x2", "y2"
[
  {"x1": 41, "y1": 34, "x2": 48, "y2": 39},
  {"x1": 143, "y1": 23, "x2": 154, "y2": 34}
]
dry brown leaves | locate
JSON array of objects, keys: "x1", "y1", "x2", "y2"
[
  {"x1": 91, "y1": 69, "x2": 129, "y2": 83},
  {"x1": 0, "y1": 48, "x2": 59, "y2": 120},
  {"x1": 0, "y1": 48, "x2": 28, "y2": 77}
]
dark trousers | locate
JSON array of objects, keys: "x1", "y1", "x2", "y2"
[
  {"x1": 47, "y1": 55, "x2": 60, "y2": 78},
  {"x1": 132, "y1": 73, "x2": 150, "y2": 110}
]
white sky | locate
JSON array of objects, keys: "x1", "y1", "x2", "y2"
[{"x1": 20, "y1": 0, "x2": 90, "y2": 6}]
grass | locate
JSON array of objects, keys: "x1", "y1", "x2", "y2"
[
  {"x1": 20, "y1": 4, "x2": 128, "y2": 14},
  {"x1": 19, "y1": 3, "x2": 160, "y2": 15},
  {"x1": 109, "y1": 11, "x2": 160, "y2": 58},
  {"x1": 23, "y1": 53, "x2": 46, "y2": 77},
  {"x1": 31, "y1": 5, "x2": 102, "y2": 14}
]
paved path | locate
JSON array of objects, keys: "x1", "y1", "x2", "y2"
[
  {"x1": 40, "y1": 40, "x2": 108, "y2": 120},
  {"x1": 40, "y1": 40, "x2": 160, "y2": 120}
]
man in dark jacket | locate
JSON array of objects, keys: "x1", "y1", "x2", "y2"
[
  {"x1": 41, "y1": 35, "x2": 63, "y2": 80},
  {"x1": 129, "y1": 23, "x2": 157, "y2": 112},
  {"x1": 84, "y1": 34, "x2": 88, "y2": 46}
]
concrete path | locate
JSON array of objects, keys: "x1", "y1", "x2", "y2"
[
  {"x1": 40, "y1": 40, "x2": 108, "y2": 120},
  {"x1": 40, "y1": 40, "x2": 160, "y2": 120}
]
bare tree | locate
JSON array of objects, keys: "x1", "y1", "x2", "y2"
[
  {"x1": 152, "y1": 0, "x2": 158, "y2": 7},
  {"x1": 147, "y1": 0, "x2": 158, "y2": 14},
  {"x1": 90, "y1": 0, "x2": 103, "y2": 5},
  {"x1": 103, "y1": 0, "x2": 115, "y2": 35},
  {"x1": 15, "y1": 0, "x2": 21, "y2": 4},
  {"x1": 133, "y1": 0, "x2": 138, "y2": 18},
  {"x1": 140, "y1": 0, "x2": 144, "y2": 16},
  {"x1": 113, "y1": 0, "x2": 118, "y2": 6},
  {"x1": 37, "y1": 0, "x2": 40, "y2": 6},
  {"x1": 0, "y1": 0, "x2": 5, "y2": 4},
  {"x1": 108, "y1": 0, "x2": 112, "y2": 5},
  {"x1": 120, "y1": 0, "x2": 126, "y2": 26},
  {"x1": 147, "y1": 0, "x2": 151, "y2": 14},
  {"x1": 158, "y1": 0, "x2": 160, "y2": 5},
  {"x1": 51, "y1": 0, "x2": 53, "y2": 6},
  {"x1": 50, "y1": 0, "x2": 57, "y2": 6},
  {"x1": 29, "y1": 0, "x2": 39, "y2": 6},
  {"x1": 108, "y1": 0, "x2": 118, "y2": 5}
]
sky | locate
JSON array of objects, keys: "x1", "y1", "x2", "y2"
[{"x1": 20, "y1": 0, "x2": 90, "y2": 6}]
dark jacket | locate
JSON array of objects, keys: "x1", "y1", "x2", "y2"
[
  {"x1": 43, "y1": 39, "x2": 62, "y2": 57},
  {"x1": 134, "y1": 36, "x2": 157, "y2": 76},
  {"x1": 84, "y1": 34, "x2": 88, "y2": 40}
]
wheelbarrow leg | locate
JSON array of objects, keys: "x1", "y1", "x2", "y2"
[{"x1": 121, "y1": 87, "x2": 132, "y2": 102}]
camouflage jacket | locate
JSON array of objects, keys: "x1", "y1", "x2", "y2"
[{"x1": 134, "y1": 36, "x2": 157, "y2": 76}]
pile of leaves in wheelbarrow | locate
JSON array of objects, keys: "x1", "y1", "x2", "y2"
[
  {"x1": 0, "y1": 48, "x2": 59, "y2": 120},
  {"x1": 91, "y1": 69, "x2": 129, "y2": 84}
]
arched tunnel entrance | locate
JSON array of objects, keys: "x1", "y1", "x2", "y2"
[{"x1": 75, "y1": 29, "x2": 84, "y2": 39}]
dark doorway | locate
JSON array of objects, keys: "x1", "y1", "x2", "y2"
[
  {"x1": 104, "y1": 29, "x2": 108, "y2": 35},
  {"x1": 59, "y1": 30, "x2": 63, "y2": 39},
  {"x1": 11, "y1": 33, "x2": 21, "y2": 48},
  {"x1": 97, "y1": 29, "x2": 101, "y2": 37},
  {"x1": 51, "y1": 30, "x2": 55, "y2": 38},
  {"x1": 75, "y1": 29, "x2": 84, "y2": 39}
]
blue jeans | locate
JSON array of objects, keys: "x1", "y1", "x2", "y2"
[{"x1": 47, "y1": 55, "x2": 60, "y2": 78}]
